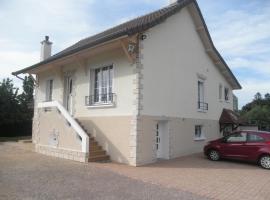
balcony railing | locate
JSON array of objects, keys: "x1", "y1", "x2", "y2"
[
  {"x1": 198, "y1": 101, "x2": 208, "y2": 111},
  {"x1": 85, "y1": 93, "x2": 116, "y2": 106}
]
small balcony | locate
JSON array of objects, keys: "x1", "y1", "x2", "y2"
[
  {"x1": 85, "y1": 93, "x2": 116, "y2": 107},
  {"x1": 198, "y1": 101, "x2": 208, "y2": 111}
]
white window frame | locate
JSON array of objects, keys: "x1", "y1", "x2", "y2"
[
  {"x1": 194, "y1": 125, "x2": 206, "y2": 141},
  {"x1": 89, "y1": 64, "x2": 114, "y2": 107},
  {"x1": 45, "y1": 79, "x2": 53, "y2": 102},
  {"x1": 219, "y1": 84, "x2": 223, "y2": 101},
  {"x1": 224, "y1": 87, "x2": 230, "y2": 102},
  {"x1": 197, "y1": 79, "x2": 207, "y2": 112}
]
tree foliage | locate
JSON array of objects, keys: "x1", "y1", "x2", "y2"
[
  {"x1": 241, "y1": 92, "x2": 270, "y2": 131},
  {"x1": 0, "y1": 76, "x2": 34, "y2": 136}
]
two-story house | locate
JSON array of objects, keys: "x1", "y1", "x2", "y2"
[{"x1": 12, "y1": 0, "x2": 241, "y2": 166}]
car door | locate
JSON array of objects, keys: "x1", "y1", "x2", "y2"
[
  {"x1": 220, "y1": 132, "x2": 248, "y2": 159},
  {"x1": 243, "y1": 133, "x2": 266, "y2": 161}
]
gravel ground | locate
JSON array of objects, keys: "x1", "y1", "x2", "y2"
[{"x1": 0, "y1": 142, "x2": 208, "y2": 200}]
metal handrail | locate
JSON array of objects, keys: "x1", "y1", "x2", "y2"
[
  {"x1": 85, "y1": 93, "x2": 116, "y2": 106},
  {"x1": 198, "y1": 101, "x2": 208, "y2": 111}
]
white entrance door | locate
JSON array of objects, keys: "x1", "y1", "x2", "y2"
[
  {"x1": 156, "y1": 121, "x2": 169, "y2": 159},
  {"x1": 64, "y1": 76, "x2": 73, "y2": 115}
]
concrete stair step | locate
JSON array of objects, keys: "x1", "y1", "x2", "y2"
[
  {"x1": 89, "y1": 144, "x2": 102, "y2": 151},
  {"x1": 89, "y1": 155, "x2": 110, "y2": 162},
  {"x1": 90, "y1": 150, "x2": 106, "y2": 157},
  {"x1": 90, "y1": 141, "x2": 98, "y2": 146},
  {"x1": 76, "y1": 118, "x2": 110, "y2": 163}
]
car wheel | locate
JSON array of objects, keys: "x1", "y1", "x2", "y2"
[
  {"x1": 208, "y1": 150, "x2": 220, "y2": 161},
  {"x1": 259, "y1": 155, "x2": 270, "y2": 169}
]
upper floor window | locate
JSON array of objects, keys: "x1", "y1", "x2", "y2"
[
  {"x1": 224, "y1": 87, "x2": 230, "y2": 101},
  {"x1": 197, "y1": 80, "x2": 208, "y2": 111},
  {"x1": 86, "y1": 65, "x2": 115, "y2": 106},
  {"x1": 219, "y1": 84, "x2": 223, "y2": 100},
  {"x1": 45, "y1": 79, "x2": 53, "y2": 102}
]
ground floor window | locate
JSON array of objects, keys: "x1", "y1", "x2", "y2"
[
  {"x1": 194, "y1": 125, "x2": 205, "y2": 140},
  {"x1": 45, "y1": 79, "x2": 53, "y2": 101}
]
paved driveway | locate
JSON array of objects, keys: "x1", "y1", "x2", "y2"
[
  {"x1": 0, "y1": 142, "x2": 207, "y2": 200},
  {"x1": 1, "y1": 142, "x2": 269, "y2": 200},
  {"x1": 101, "y1": 154, "x2": 270, "y2": 200}
]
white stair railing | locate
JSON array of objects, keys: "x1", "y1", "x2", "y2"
[{"x1": 38, "y1": 101, "x2": 89, "y2": 153}]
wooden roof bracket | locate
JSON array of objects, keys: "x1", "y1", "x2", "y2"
[{"x1": 119, "y1": 34, "x2": 138, "y2": 64}]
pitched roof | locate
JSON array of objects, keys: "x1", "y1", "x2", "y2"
[
  {"x1": 12, "y1": 0, "x2": 192, "y2": 75},
  {"x1": 12, "y1": 0, "x2": 241, "y2": 89}
]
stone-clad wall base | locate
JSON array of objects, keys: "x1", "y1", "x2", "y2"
[{"x1": 35, "y1": 145, "x2": 88, "y2": 163}]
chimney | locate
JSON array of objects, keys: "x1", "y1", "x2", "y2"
[
  {"x1": 169, "y1": 0, "x2": 178, "y2": 4},
  {"x1": 40, "y1": 36, "x2": 52, "y2": 61}
]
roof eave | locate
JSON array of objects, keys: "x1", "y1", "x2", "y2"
[
  {"x1": 12, "y1": 33, "x2": 130, "y2": 76},
  {"x1": 12, "y1": 0, "x2": 194, "y2": 76},
  {"x1": 190, "y1": 1, "x2": 242, "y2": 90}
]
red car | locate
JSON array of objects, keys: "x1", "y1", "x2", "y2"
[{"x1": 204, "y1": 130, "x2": 270, "y2": 169}]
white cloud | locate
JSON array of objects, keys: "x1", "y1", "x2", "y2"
[
  {"x1": 210, "y1": 7, "x2": 270, "y2": 58},
  {"x1": 234, "y1": 78, "x2": 270, "y2": 107},
  {"x1": 0, "y1": 0, "x2": 101, "y2": 78},
  {"x1": 0, "y1": 50, "x2": 39, "y2": 76},
  {"x1": 228, "y1": 57, "x2": 270, "y2": 76},
  {"x1": 204, "y1": 1, "x2": 270, "y2": 107}
]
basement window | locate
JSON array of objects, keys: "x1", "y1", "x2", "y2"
[{"x1": 194, "y1": 125, "x2": 206, "y2": 141}]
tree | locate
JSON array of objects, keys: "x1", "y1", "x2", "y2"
[
  {"x1": 0, "y1": 76, "x2": 34, "y2": 137},
  {"x1": 241, "y1": 92, "x2": 270, "y2": 131},
  {"x1": 265, "y1": 93, "x2": 270, "y2": 101},
  {"x1": 254, "y1": 92, "x2": 262, "y2": 101},
  {"x1": 0, "y1": 78, "x2": 20, "y2": 125},
  {"x1": 18, "y1": 76, "x2": 34, "y2": 121}
]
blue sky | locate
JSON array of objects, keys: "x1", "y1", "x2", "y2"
[{"x1": 0, "y1": 0, "x2": 269, "y2": 108}]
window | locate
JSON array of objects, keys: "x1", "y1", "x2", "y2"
[
  {"x1": 248, "y1": 133, "x2": 265, "y2": 142},
  {"x1": 219, "y1": 84, "x2": 222, "y2": 100},
  {"x1": 93, "y1": 65, "x2": 113, "y2": 104},
  {"x1": 194, "y1": 125, "x2": 205, "y2": 140},
  {"x1": 45, "y1": 79, "x2": 53, "y2": 101},
  {"x1": 197, "y1": 80, "x2": 208, "y2": 111},
  {"x1": 224, "y1": 87, "x2": 229, "y2": 101},
  {"x1": 226, "y1": 132, "x2": 247, "y2": 142}
]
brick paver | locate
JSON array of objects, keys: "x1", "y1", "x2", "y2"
[
  {"x1": 99, "y1": 154, "x2": 270, "y2": 200},
  {"x1": 0, "y1": 142, "x2": 208, "y2": 200}
]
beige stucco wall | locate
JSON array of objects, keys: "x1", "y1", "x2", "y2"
[
  {"x1": 34, "y1": 48, "x2": 137, "y2": 164},
  {"x1": 77, "y1": 116, "x2": 132, "y2": 164},
  {"x1": 36, "y1": 48, "x2": 136, "y2": 117},
  {"x1": 37, "y1": 107, "x2": 82, "y2": 151},
  {"x1": 36, "y1": 69, "x2": 64, "y2": 104},
  {"x1": 137, "y1": 115, "x2": 221, "y2": 165},
  {"x1": 75, "y1": 48, "x2": 137, "y2": 117},
  {"x1": 140, "y1": 7, "x2": 234, "y2": 120},
  {"x1": 134, "y1": 7, "x2": 236, "y2": 165}
]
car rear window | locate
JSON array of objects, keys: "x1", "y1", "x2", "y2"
[{"x1": 248, "y1": 133, "x2": 265, "y2": 142}]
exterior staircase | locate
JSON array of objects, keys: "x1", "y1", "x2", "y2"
[{"x1": 75, "y1": 119, "x2": 110, "y2": 162}]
